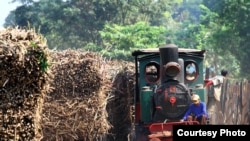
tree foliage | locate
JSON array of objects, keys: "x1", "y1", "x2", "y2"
[
  {"x1": 203, "y1": 0, "x2": 250, "y2": 78},
  {"x1": 5, "y1": 0, "x2": 174, "y2": 50},
  {"x1": 4, "y1": 0, "x2": 249, "y2": 78},
  {"x1": 89, "y1": 22, "x2": 167, "y2": 61}
]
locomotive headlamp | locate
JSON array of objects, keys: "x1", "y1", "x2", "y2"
[
  {"x1": 164, "y1": 62, "x2": 181, "y2": 77},
  {"x1": 169, "y1": 96, "x2": 176, "y2": 105}
]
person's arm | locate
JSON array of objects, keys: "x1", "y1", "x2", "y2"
[
  {"x1": 204, "y1": 79, "x2": 213, "y2": 87},
  {"x1": 182, "y1": 104, "x2": 192, "y2": 121}
]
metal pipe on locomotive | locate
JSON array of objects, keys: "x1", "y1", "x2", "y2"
[{"x1": 131, "y1": 44, "x2": 207, "y2": 141}]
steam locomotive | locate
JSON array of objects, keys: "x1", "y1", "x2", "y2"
[{"x1": 131, "y1": 44, "x2": 208, "y2": 141}]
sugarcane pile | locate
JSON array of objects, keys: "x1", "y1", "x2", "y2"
[
  {"x1": 41, "y1": 50, "x2": 112, "y2": 141},
  {"x1": 0, "y1": 27, "x2": 52, "y2": 140},
  {"x1": 106, "y1": 60, "x2": 135, "y2": 141}
]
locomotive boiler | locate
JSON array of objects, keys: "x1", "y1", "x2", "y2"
[{"x1": 131, "y1": 44, "x2": 207, "y2": 141}]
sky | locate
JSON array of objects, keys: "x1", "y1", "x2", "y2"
[{"x1": 0, "y1": 1, "x2": 21, "y2": 29}]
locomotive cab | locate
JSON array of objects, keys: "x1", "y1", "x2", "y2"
[{"x1": 132, "y1": 44, "x2": 207, "y2": 141}]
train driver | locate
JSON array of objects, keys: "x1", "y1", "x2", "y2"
[{"x1": 180, "y1": 94, "x2": 209, "y2": 124}]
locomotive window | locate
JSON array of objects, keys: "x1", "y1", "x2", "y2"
[
  {"x1": 144, "y1": 62, "x2": 160, "y2": 84},
  {"x1": 185, "y1": 61, "x2": 198, "y2": 81}
]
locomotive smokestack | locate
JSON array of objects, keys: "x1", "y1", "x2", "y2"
[{"x1": 159, "y1": 44, "x2": 180, "y2": 83}]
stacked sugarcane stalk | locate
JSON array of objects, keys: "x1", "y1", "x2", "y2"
[
  {"x1": 0, "y1": 27, "x2": 52, "y2": 140},
  {"x1": 105, "y1": 60, "x2": 135, "y2": 141},
  {"x1": 0, "y1": 27, "x2": 136, "y2": 141},
  {"x1": 41, "y1": 50, "x2": 112, "y2": 141}
]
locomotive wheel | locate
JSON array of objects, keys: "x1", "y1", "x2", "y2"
[{"x1": 149, "y1": 138, "x2": 161, "y2": 141}]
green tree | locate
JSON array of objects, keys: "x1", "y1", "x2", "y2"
[
  {"x1": 89, "y1": 22, "x2": 166, "y2": 61},
  {"x1": 167, "y1": 0, "x2": 207, "y2": 49},
  {"x1": 5, "y1": 0, "x2": 174, "y2": 51},
  {"x1": 203, "y1": 0, "x2": 250, "y2": 78},
  {"x1": 10, "y1": 0, "x2": 34, "y2": 4},
  {"x1": 162, "y1": 0, "x2": 239, "y2": 77}
]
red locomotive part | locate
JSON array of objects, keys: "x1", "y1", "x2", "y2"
[{"x1": 148, "y1": 121, "x2": 199, "y2": 141}]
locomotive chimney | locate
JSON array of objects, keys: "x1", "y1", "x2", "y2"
[{"x1": 159, "y1": 44, "x2": 180, "y2": 83}]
